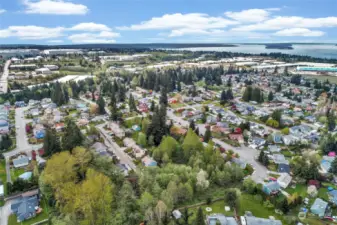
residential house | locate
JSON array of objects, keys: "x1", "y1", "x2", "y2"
[
  {"x1": 328, "y1": 190, "x2": 337, "y2": 206},
  {"x1": 310, "y1": 198, "x2": 328, "y2": 217},
  {"x1": 249, "y1": 137, "x2": 266, "y2": 149},
  {"x1": 142, "y1": 156, "x2": 157, "y2": 167},
  {"x1": 307, "y1": 185, "x2": 318, "y2": 197},
  {"x1": 242, "y1": 215, "x2": 282, "y2": 225},
  {"x1": 207, "y1": 214, "x2": 238, "y2": 225},
  {"x1": 13, "y1": 155, "x2": 29, "y2": 168},
  {"x1": 272, "y1": 133, "x2": 283, "y2": 144},
  {"x1": 320, "y1": 156, "x2": 335, "y2": 174},
  {"x1": 91, "y1": 142, "x2": 107, "y2": 153},
  {"x1": 30, "y1": 108, "x2": 40, "y2": 117},
  {"x1": 268, "y1": 145, "x2": 281, "y2": 153},
  {"x1": 172, "y1": 210, "x2": 182, "y2": 220},
  {"x1": 272, "y1": 154, "x2": 289, "y2": 165},
  {"x1": 282, "y1": 135, "x2": 299, "y2": 146},
  {"x1": 278, "y1": 163, "x2": 290, "y2": 174},
  {"x1": 193, "y1": 96, "x2": 202, "y2": 102},
  {"x1": 229, "y1": 134, "x2": 244, "y2": 144},
  {"x1": 77, "y1": 118, "x2": 89, "y2": 127},
  {"x1": 232, "y1": 157, "x2": 247, "y2": 169},
  {"x1": 277, "y1": 173, "x2": 292, "y2": 189},
  {"x1": 18, "y1": 172, "x2": 33, "y2": 181},
  {"x1": 207, "y1": 115, "x2": 217, "y2": 124},
  {"x1": 123, "y1": 138, "x2": 146, "y2": 158},
  {"x1": 11, "y1": 195, "x2": 39, "y2": 222},
  {"x1": 54, "y1": 122, "x2": 65, "y2": 132},
  {"x1": 117, "y1": 163, "x2": 132, "y2": 176},
  {"x1": 263, "y1": 182, "x2": 280, "y2": 195}
]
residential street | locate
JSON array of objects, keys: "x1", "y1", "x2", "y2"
[
  {"x1": 0, "y1": 60, "x2": 10, "y2": 94},
  {"x1": 96, "y1": 123, "x2": 137, "y2": 170}
]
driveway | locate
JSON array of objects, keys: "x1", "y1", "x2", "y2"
[{"x1": 0, "y1": 200, "x2": 12, "y2": 225}]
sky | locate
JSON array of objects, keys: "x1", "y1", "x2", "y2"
[{"x1": 1, "y1": 0, "x2": 337, "y2": 44}]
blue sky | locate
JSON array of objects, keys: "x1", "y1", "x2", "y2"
[{"x1": 1, "y1": 0, "x2": 337, "y2": 44}]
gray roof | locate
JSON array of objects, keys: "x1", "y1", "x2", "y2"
[
  {"x1": 245, "y1": 216, "x2": 282, "y2": 225},
  {"x1": 208, "y1": 214, "x2": 238, "y2": 225},
  {"x1": 11, "y1": 195, "x2": 38, "y2": 222},
  {"x1": 13, "y1": 156, "x2": 29, "y2": 168}
]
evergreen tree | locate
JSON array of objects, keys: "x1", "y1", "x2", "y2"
[
  {"x1": 62, "y1": 119, "x2": 84, "y2": 151},
  {"x1": 195, "y1": 207, "x2": 205, "y2": 225},
  {"x1": 0, "y1": 134, "x2": 12, "y2": 151},
  {"x1": 268, "y1": 91, "x2": 274, "y2": 101},
  {"x1": 160, "y1": 87, "x2": 168, "y2": 106},
  {"x1": 97, "y1": 95, "x2": 106, "y2": 115},
  {"x1": 276, "y1": 83, "x2": 282, "y2": 92},
  {"x1": 43, "y1": 129, "x2": 61, "y2": 156},
  {"x1": 327, "y1": 114, "x2": 336, "y2": 131},
  {"x1": 195, "y1": 127, "x2": 200, "y2": 136},
  {"x1": 220, "y1": 90, "x2": 227, "y2": 105},
  {"x1": 280, "y1": 198, "x2": 289, "y2": 214},
  {"x1": 189, "y1": 120, "x2": 196, "y2": 131},
  {"x1": 177, "y1": 81, "x2": 182, "y2": 92},
  {"x1": 147, "y1": 105, "x2": 167, "y2": 145},
  {"x1": 329, "y1": 158, "x2": 337, "y2": 174},
  {"x1": 226, "y1": 89, "x2": 234, "y2": 100},
  {"x1": 204, "y1": 127, "x2": 211, "y2": 143},
  {"x1": 51, "y1": 82, "x2": 66, "y2": 106},
  {"x1": 150, "y1": 100, "x2": 155, "y2": 112},
  {"x1": 242, "y1": 86, "x2": 252, "y2": 102},
  {"x1": 128, "y1": 94, "x2": 137, "y2": 112}
]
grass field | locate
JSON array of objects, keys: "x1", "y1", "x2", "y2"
[{"x1": 0, "y1": 160, "x2": 7, "y2": 195}]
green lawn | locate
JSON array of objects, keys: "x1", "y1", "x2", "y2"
[
  {"x1": 0, "y1": 160, "x2": 7, "y2": 197},
  {"x1": 285, "y1": 183, "x2": 307, "y2": 197},
  {"x1": 10, "y1": 168, "x2": 25, "y2": 181},
  {"x1": 239, "y1": 194, "x2": 284, "y2": 221},
  {"x1": 8, "y1": 198, "x2": 49, "y2": 225},
  {"x1": 169, "y1": 103, "x2": 186, "y2": 109}
]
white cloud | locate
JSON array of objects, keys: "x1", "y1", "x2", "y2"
[
  {"x1": 0, "y1": 25, "x2": 64, "y2": 39},
  {"x1": 70, "y1": 22, "x2": 111, "y2": 32},
  {"x1": 233, "y1": 16, "x2": 337, "y2": 31},
  {"x1": 47, "y1": 39, "x2": 64, "y2": 43},
  {"x1": 225, "y1": 9, "x2": 271, "y2": 23},
  {"x1": 117, "y1": 13, "x2": 238, "y2": 30},
  {"x1": 169, "y1": 28, "x2": 225, "y2": 37},
  {"x1": 68, "y1": 31, "x2": 120, "y2": 43},
  {"x1": 274, "y1": 28, "x2": 325, "y2": 37},
  {"x1": 23, "y1": 0, "x2": 88, "y2": 15},
  {"x1": 0, "y1": 9, "x2": 6, "y2": 14}
]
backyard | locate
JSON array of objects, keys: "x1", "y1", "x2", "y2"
[{"x1": 10, "y1": 168, "x2": 25, "y2": 181}]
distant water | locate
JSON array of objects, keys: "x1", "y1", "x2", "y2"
[{"x1": 176, "y1": 44, "x2": 337, "y2": 59}]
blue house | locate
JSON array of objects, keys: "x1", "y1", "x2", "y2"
[
  {"x1": 11, "y1": 195, "x2": 39, "y2": 222},
  {"x1": 278, "y1": 163, "x2": 291, "y2": 174},
  {"x1": 34, "y1": 130, "x2": 45, "y2": 139},
  {"x1": 272, "y1": 133, "x2": 283, "y2": 144},
  {"x1": 142, "y1": 156, "x2": 157, "y2": 167},
  {"x1": 263, "y1": 182, "x2": 280, "y2": 195},
  {"x1": 328, "y1": 190, "x2": 337, "y2": 206},
  {"x1": 310, "y1": 198, "x2": 328, "y2": 217}
]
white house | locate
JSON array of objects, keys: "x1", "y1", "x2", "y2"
[
  {"x1": 35, "y1": 68, "x2": 52, "y2": 75},
  {"x1": 277, "y1": 173, "x2": 292, "y2": 189}
]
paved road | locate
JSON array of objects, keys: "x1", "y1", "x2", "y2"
[
  {"x1": 96, "y1": 123, "x2": 136, "y2": 170},
  {"x1": 0, "y1": 60, "x2": 10, "y2": 93},
  {"x1": 0, "y1": 200, "x2": 12, "y2": 225}
]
